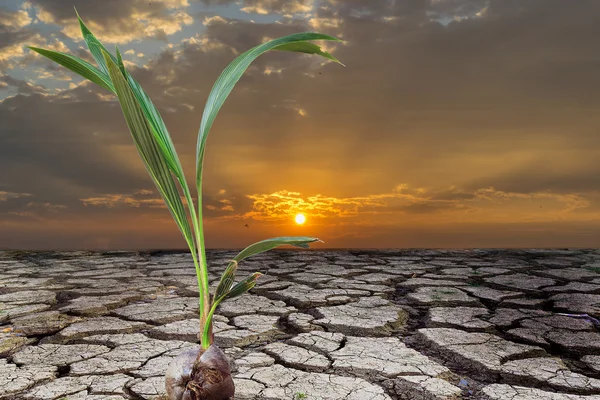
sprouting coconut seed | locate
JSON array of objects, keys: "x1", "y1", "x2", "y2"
[{"x1": 166, "y1": 345, "x2": 234, "y2": 400}]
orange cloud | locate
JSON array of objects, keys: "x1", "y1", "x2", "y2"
[{"x1": 228, "y1": 185, "x2": 598, "y2": 225}]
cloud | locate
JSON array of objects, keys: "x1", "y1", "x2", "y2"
[
  {"x1": 427, "y1": 0, "x2": 489, "y2": 22},
  {"x1": 25, "y1": 0, "x2": 193, "y2": 44},
  {"x1": 195, "y1": 0, "x2": 314, "y2": 15},
  {"x1": 202, "y1": 189, "x2": 254, "y2": 218},
  {"x1": 0, "y1": 75, "x2": 47, "y2": 94},
  {"x1": 0, "y1": 191, "x2": 33, "y2": 201},
  {"x1": 24, "y1": 201, "x2": 68, "y2": 211},
  {"x1": 0, "y1": 192, "x2": 67, "y2": 222},
  {"x1": 203, "y1": 15, "x2": 230, "y2": 26},
  {"x1": 308, "y1": 16, "x2": 342, "y2": 30},
  {"x1": 80, "y1": 190, "x2": 168, "y2": 208},
  {"x1": 0, "y1": 7, "x2": 32, "y2": 30},
  {"x1": 0, "y1": 88, "x2": 165, "y2": 214},
  {"x1": 0, "y1": 8, "x2": 42, "y2": 72},
  {"x1": 239, "y1": 0, "x2": 314, "y2": 15},
  {"x1": 235, "y1": 185, "x2": 598, "y2": 223}
]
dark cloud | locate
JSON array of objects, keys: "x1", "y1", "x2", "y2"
[
  {"x1": 0, "y1": 91, "x2": 157, "y2": 203},
  {"x1": 0, "y1": 29, "x2": 33, "y2": 52},
  {"x1": 0, "y1": 75, "x2": 46, "y2": 94},
  {"x1": 201, "y1": 190, "x2": 254, "y2": 218},
  {"x1": 465, "y1": 160, "x2": 600, "y2": 194},
  {"x1": 429, "y1": 189, "x2": 477, "y2": 201},
  {"x1": 322, "y1": 220, "x2": 600, "y2": 249},
  {"x1": 393, "y1": 202, "x2": 470, "y2": 214}
]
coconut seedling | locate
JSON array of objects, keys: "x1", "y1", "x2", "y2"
[{"x1": 29, "y1": 10, "x2": 344, "y2": 400}]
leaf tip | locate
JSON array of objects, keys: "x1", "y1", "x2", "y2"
[
  {"x1": 99, "y1": 48, "x2": 113, "y2": 67},
  {"x1": 74, "y1": 7, "x2": 92, "y2": 36}
]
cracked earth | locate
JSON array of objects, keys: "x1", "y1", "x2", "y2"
[{"x1": 1, "y1": 249, "x2": 600, "y2": 399}]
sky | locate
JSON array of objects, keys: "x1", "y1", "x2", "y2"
[{"x1": 0, "y1": 0, "x2": 599, "y2": 250}]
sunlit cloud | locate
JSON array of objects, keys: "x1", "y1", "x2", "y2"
[
  {"x1": 427, "y1": 0, "x2": 490, "y2": 24},
  {"x1": 0, "y1": 7, "x2": 32, "y2": 30},
  {"x1": 25, "y1": 201, "x2": 67, "y2": 212},
  {"x1": 7, "y1": 211, "x2": 39, "y2": 218},
  {"x1": 0, "y1": 33, "x2": 43, "y2": 64},
  {"x1": 0, "y1": 75, "x2": 47, "y2": 96},
  {"x1": 240, "y1": 0, "x2": 314, "y2": 15},
  {"x1": 308, "y1": 17, "x2": 342, "y2": 30},
  {"x1": 80, "y1": 190, "x2": 168, "y2": 208},
  {"x1": 0, "y1": 191, "x2": 33, "y2": 201},
  {"x1": 203, "y1": 15, "x2": 230, "y2": 26},
  {"x1": 263, "y1": 66, "x2": 283, "y2": 75},
  {"x1": 26, "y1": 0, "x2": 193, "y2": 44},
  {"x1": 233, "y1": 185, "x2": 597, "y2": 225}
]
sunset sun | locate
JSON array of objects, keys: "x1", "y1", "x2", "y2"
[{"x1": 295, "y1": 213, "x2": 306, "y2": 225}]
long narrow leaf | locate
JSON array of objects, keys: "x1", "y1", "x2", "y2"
[
  {"x1": 234, "y1": 237, "x2": 321, "y2": 262},
  {"x1": 224, "y1": 272, "x2": 263, "y2": 300},
  {"x1": 26, "y1": 46, "x2": 114, "y2": 92},
  {"x1": 101, "y1": 50, "x2": 196, "y2": 257},
  {"x1": 196, "y1": 32, "x2": 344, "y2": 190},
  {"x1": 75, "y1": 10, "x2": 186, "y2": 182},
  {"x1": 273, "y1": 42, "x2": 344, "y2": 66},
  {"x1": 75, "y1": 8, "x2": 112, "y2": 76},
  {"x1": 211, "y1": 237, "x2": 319, "y2": 306},
  {"x1": 213, "y1": 260, "x2": 237, "y2": 302},
  {"x1": 201, "y1": 270, "x2": 262, "y2": 344}
]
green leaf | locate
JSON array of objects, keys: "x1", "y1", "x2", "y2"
[
  {"x1": 213, "y1": 260, "x2": 237, "y2": 302},
  {"x1": 75, "y1": 11, "x2": 183, "y2": 179},
  {"x1": 196, "y1": 32, "x2": 344, "y2": 191},
  {"x1": 224, "y1": 272, "x2": 263, "y2": 300},
  {"x1": 234, "y1": 237, "x2": 321, "y2": 263},
  {"x1": 115, "y1": 46, "x2": 126, "y2": 75},
  {"x1": 101, "y1": 50, "x2": 197, "y2": 261},
  {"x1": 201, "y1": 270, "x2": 262, "y2": 344},
  {"x1": 193, "y1": 32, "x2": 342, "y2": 340},
  {"x1": 75, "y1": 7, "x2": 114, "y2": 76},
  {"x1": 211, "y1": 237, "x2": 320, "y2": 307},
  {"x1": 273, "y1": 42, "x2": 345, "y2": 66},
  {"x1": 26, "y1": 46, "x2": 114, "y2": 92}
]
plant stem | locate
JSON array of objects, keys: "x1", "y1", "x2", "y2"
[
  {"x1": 178, "y1": 175, "x2": 211, "y2": 349},
  {"x1": 195, "y1": 176, "x2": 211, "y2": 349},
  {"x1": 202, "y1": 301, "x2": 219, "y2": 345}
]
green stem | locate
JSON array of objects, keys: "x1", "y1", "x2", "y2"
[
  {"x1": 202, "y1": 300, "x2": 220, "y2": 345},
  {"x1": 178, "y1": 175, "x2": 210, "y2": 348},
  {"x1": 195, "y1": 176, "x2": 211, "y2": 349}
]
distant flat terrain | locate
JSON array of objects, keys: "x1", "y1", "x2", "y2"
[{"x1": 1, "y1": 249, "x2": 600, "y2": 399}]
